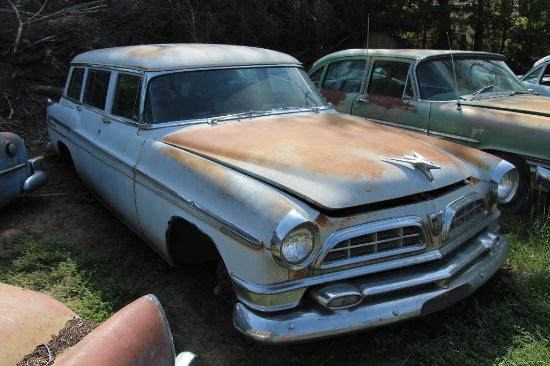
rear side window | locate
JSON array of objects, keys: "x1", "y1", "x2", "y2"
[
  {"x1": 83, "y1": 69, "x2": 111, "y2": 110},
  {"x1": 66, "y1": 68, "x2": 85, "y2": 101},
  {"x1": 321, "y1": 60, "x2": 366, "y2": 93},
  {"x1": 367, "y1": 60, "x2": 411, "y2": 98},
  {"x1": 112, "y1": 73, "x2": 142, "y2": 121}
]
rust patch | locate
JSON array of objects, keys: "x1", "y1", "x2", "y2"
[
  {"x1": 470, "y1": 177, "x2": 481, "y2": 185},
  {"x1": 162, "y1": 114, "x2": 456, "y2": 180},
  {"x1": 367, "y1": 94, "x2": 418, "y2": 113},
  {"x1": 158, "y1": 144, "x2": 294, "y2": 222},
  {"x1": 288, "y1": 267, "x2": 309, "y2": 280},
  {"x1": 320, "y1": 88, "x2": 347, "y2": 106},
  {"x1": 314, "y1": 213, "x2": 330, "y2": 228}
]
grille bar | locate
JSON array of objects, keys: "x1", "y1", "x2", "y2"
[
  {"x1": 446, "y1": 194, "x2": 487, "y2": 241},
  {"x1": 322, "y1": 225, "x2": 424, "y2": 265}
]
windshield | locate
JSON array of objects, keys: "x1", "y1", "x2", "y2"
[
  {"x1": 416, "y1": 57, "x2": 529, "y2": 101},
  {"x1": 144, "y1": 67, "x2": 328, "y2": 124}
]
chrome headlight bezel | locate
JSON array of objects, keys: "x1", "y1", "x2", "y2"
[
  {"x1": 490, "y1": 160, "x2": 519, "y2": 204},
  {"x1": 271, "y1": 210, "x2": 319, "y2": 270}
]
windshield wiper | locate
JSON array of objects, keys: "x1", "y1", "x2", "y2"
[
  {"x1": 209, "y1": 110, "x2": 272, "y2": 124},
  {"x1": 470, "y1": 84, "x2": 495, "y2": 100}
]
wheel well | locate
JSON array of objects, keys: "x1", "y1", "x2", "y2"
[
  {"x1": 56, "y1": 141, "x2": 75, "y2": 167},
  {"x1": 167, "y1": 217, "x2": 221, "y2": 266},
  {"x1": 483, "y1": 150, "x2": 530, "y2": 177}
]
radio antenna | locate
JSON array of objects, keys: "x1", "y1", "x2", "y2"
[
  {"x1": 366, "y1": 14, "x2": 370, "y2": 60},
  {"x1": 447, "y1": 32, "x2": 461, "y2": 110}
]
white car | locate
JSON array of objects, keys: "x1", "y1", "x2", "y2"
[{"x1": 47, "y1": 44, "x2": 518, "y2": 344}]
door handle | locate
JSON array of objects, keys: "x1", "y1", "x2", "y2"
[
  {"x1": 102, "y1": 118, "x2": 111, "y2": 124},
  {"x1": 355, "y1": 98, "x2": 367, "y2": 109}
]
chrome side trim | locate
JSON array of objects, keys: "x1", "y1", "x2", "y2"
[
  {"x1": 0, "y1": 163, "x2": 26, "y2": 176},
  {"x1": 368, "y1": 119, "x2": 428, "y2": 134},
  {"x1": 134, "y1": 167, "x2": 263, "y2": 249},
  {"x1": 90, "y1": 141, "x2": 135, "y2": 173},
  {"x1": 428, "y1": 130, "x2": 480, "y2": 144}
]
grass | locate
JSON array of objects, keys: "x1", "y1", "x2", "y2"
[{"x1": 1, "y1": 209, "x2": 549, "y2": 365}]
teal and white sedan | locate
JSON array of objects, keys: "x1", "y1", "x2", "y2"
[{"x1": 309, "y1": 49, "x2": 550, "y2": 212}]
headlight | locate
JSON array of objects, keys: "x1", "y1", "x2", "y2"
[
  {"x1": 271, "y1": 210, "x2": 318, "y2": 269},
  {"x1": 490, "y1": 160, "x2": 519, "y2": 204}
]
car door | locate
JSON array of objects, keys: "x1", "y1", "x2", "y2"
[
  {"x1": 67, "y1": 68, "x2": 110, "y2": 184},
  {"x1": 314, "y1": 58, "x2": 368, "y2": 114},
  {"x1": 91, "y1": 71, "x2": 145, "y2": 230},
  {"x1": 354, "y1": 59, "x2": 431, "y2": 134}
]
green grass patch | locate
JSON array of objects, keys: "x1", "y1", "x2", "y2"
[
  {"x1": 384, "y1": 212, "x2": 550, "y2": 366},
  {"x1": 0, "y1": 235, "x2": 116, "y2": 321}
]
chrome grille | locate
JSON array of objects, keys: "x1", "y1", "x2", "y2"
[
  {"x1": 321, "y1": 223, "x2": 425, "y2": 266},
  {"x1": 445, "y1": 194, "x2": 487, "y2": 241}
]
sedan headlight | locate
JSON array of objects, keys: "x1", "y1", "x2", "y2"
[
  {"x1": 271, "y1": 210, "x2": 318, "y2": 269},
  {"x1": 490, "y1": 160, "x2": 519, "y2": 204}
]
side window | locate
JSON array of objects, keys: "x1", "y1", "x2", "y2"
[
  {"x1": 367, "y1": 60, "x2": 410, "y2": 98},
  {"x1": 112, "y1": 73, "x2": 142, "y2": 121},
  {"x1": 66, "y1": 68, "x2": 85, "y2": 101},
  {"x1": 309, "y1": 68, "x2": 324, "y2": 87},
  {"x1": 522, "y1": 66, "x2": 541, "y2": 83},
  {"x1": 83, "y1": 69, "x2": 111, "y2": 110},
  {"x1": 321, "y1": 60, "x2": 366, "y2": 93},
  {"x1": 541, "y1": 64, "x2": 550, "y2": 86}
]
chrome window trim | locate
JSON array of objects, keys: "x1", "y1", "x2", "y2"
[{"x1": 313, "y1": 216, "x2": 427, "y2": 270}]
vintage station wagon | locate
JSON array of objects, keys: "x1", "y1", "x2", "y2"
[
  {"x1": 47, "y1": 44, "x2": 518, "y2": 344},
  {"x1": 309, "y1": 49, "x2": 550, "y2": 212}
]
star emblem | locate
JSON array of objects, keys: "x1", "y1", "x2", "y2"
[{"x1": 382, "y1": 151, "x2": 441, "y2": 181}]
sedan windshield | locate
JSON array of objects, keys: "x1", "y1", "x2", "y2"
[
  {"x1": 416, "y1": 57, "x2": 529, "y2": 101},
  {"x1": 145, "y1": 67, "x2": 328, "y2": 124}
]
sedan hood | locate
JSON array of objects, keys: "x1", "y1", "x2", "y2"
[
  {"x1": 163, "y1": 113, "x2": 477, "y2": 210},
  {"x1": 460, "y1": 93, "x2": 550, "y2": 117}
]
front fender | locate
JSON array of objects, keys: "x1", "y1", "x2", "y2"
[{"x1": 134, "y1": 140, "x2": 310, "y2": 284}]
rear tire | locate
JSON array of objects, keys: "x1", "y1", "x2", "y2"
[{"x1": 214, "y1": 260, "x2": 236, "y2": 305}]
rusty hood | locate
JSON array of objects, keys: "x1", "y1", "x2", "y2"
[
  {"x1": 162, "y1": 113, "x2": 477, "y2": 210},
  {"x1": 460, "y1": 93, "x2": 550, "y2": 117}
]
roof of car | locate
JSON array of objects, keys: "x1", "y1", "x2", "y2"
[
  {"x1": 534, "y1": 55, "x2": 550, "y2": 67},
  {"x1": 311, "y1": 49, "x2": 504, "y2": 70},
  {"x1": 71, "y1": 44, "x2": 300, "y2": 71}
]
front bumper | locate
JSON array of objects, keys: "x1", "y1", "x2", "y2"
[{"x1": 233, "y1": 229, "x2": 508, "y2": 344}]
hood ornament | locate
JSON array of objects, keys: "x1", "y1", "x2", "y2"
[{"x1": 382, "y1": 151, "x2": 441, "y2": 181}]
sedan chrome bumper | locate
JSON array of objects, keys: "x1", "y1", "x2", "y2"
[{"x1": 233, "y1": 230, "x2": 508, "y2": 344}]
